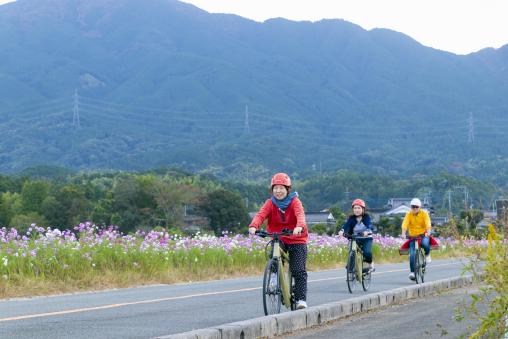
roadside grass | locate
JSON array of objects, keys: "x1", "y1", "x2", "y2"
[{"x1": 0, "y1": 224, "x2": 485, "y2": 299}]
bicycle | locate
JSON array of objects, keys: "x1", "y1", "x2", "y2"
[
  {"x1": 256, "y1": 229, "x2": 295, "y2": 315},
  {"x1": 409, "y1": 235, "x2": 427, "y2": 284},
  {"x1": 344, "y1": 233, "x2": 372, "y2": 293}
]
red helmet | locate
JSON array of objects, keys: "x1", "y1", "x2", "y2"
[
  {"x1": 271, "y1": 172, "x2": 291, "y2": 187},
  {"x1": 352, "y1": 198, "x2": 366, "y2": 208}
]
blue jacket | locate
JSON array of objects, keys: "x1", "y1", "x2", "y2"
[{"x1": 341, "y1": 214, "x2": 373, "y2": 235}]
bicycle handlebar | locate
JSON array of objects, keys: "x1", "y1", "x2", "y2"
[
  {"x1": 407, "y1": 234, "x2": 428, "y2": 241},
  {"x1": 255, "y1": 228, "x2": 294, "y2": 238},
  {"x1": 343, "y1": 233, "x2": 372, "y2": 240}
]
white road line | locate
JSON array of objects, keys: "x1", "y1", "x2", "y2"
[
  {"x1": 308, "y1": 261, "x2": 462, "y2": 283},
  {"x1": 0, "y1": 287, "x2": 260, "y2": 322},
  {"x1": 0, "y1": 261, "x2": 463, "y2": 322}
]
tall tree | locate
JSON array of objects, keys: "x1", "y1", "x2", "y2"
[
  {"x1": 151, "y1": 179, "x2": 199, "y2": 228},
  {"x1": 197, "y1": 189, "x2": 250, "y2": 235},
  {"x1": 20, "y1": 180, "x2": 51, "y2": 214}
]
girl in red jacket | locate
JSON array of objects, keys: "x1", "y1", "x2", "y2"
[{"x1": 248, "y1": 172, "x2": 309, "y2": 309}]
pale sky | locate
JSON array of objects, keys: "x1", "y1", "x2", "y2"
[{"x1": 1, "y1": 0, "x2": 507, "y2": 55}]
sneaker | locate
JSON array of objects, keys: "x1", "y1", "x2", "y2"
[
  {"x1": 362, "y1": 264, "x2": 374, "y2": 273},
  {"x1": 408, "y1": 273, "x2": 415, "y2": 281},
  {"x1": 426, "y1": 255, "x2": 432, "y2": 263},
  {"x1": 296, "y1": 300, "x2": 307, "y2": 309}
]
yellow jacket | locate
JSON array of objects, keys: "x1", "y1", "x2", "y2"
[{"x1": 401, "y1": 209, "x2": 431, "y2": 237}]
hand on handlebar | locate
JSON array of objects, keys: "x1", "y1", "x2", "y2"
[
  {"x1": 338, "y1": 230, "x2": 344, "y2": 237},
  {"x1": 400, "y1": 233, "x2": 406, "y2": 239},
  {"x1": 293, "y1": 226, "x2": 303, "y2": 235},
  {"x1": 248, "y1": 227, "x2": 257, "y2": 235}
]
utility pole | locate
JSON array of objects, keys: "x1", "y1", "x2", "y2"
[
  {"x1": 73, "y1": 89, "x2": 80, "y2": 129},
  {"x1": 446, "y1": 189, "x2": 453, "y2": 217},
  {"x1": 467, "y1": 112, "x2": 475, "y2": 144},
  {"x1": 243, "y1": 105, "x2": 250, "y2": 134},
  {"x1": 454, "y1": 185, "x2": 469, "y2": 231}
]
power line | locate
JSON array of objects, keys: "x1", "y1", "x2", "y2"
[
  {"x1": 75, "y1": 96, "x2": 476, "y2": 133},
  {"x1": 0, "y1": 98, "x2": 70, "y2": 115},
  {"x1": 79, "y1": 95, "x2": 244, "y2": 116},
  {"x1": 3, "y1": 94, "x2": 508, "y2": 147},
  {"x1": 79, "y1": 101, "x2": 242, "y2": 122}
]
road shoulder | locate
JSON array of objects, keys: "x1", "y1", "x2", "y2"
[{"x1": 281, "y1": 286, "x2": 483, "y2": 339}]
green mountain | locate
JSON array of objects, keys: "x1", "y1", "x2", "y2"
[{"x1": 1, "y1": 0, "x2": 508, "y2": 182}]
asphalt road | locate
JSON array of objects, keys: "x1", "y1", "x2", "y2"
[
  {"x1": 0, "y1": 258, "x2": 471, "y2": 339},
  {"x1": 282, "y1": 287, "x2": 485, "y2": 339}
]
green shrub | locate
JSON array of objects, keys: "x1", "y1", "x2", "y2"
[{"x1": 462, "y1": 225, "x2": 507, "y2": 338}]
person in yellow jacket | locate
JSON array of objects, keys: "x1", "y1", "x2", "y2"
[{"x1": 401, "y1": 198, "x2": 432, "y2": 281}]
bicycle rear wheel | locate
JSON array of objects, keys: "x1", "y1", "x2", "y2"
[
  {"x1": 414, "y1": 249, "x2": 424, "y2": 284},
  {"x1": 362, "y1": 260, "x2": 371, "y2": 291},
  {"x1": 263, "y1": 258, "x2": 281, "y2": 315},
  {"x1": 346, "y1": 251, "x2": 357, "y2": 293}
]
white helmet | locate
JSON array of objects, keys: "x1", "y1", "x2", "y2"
[{"x1": 410, "y1": 198, "x2": 422, "y2": 207}]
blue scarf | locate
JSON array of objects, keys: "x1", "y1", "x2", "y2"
[{"x1": 271, "y1": 191, "x2": 298, "y2": 212}]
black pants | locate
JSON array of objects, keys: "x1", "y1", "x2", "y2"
[{"x1": 280, "y1": 242, "x2": 308, "y2": 302}]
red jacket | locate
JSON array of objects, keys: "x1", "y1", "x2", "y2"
[
  {"x1": 399, "y1": 236, "x2": 440, "y2": 255},
  {"x1": 249, "y1": 197, "x2": 308, "y2": 244}
]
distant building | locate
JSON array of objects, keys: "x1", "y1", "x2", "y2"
[
  {"x1": 370, "y1": 197, "x2": 442, "y2": 225},
  {"x1": 386, "y1": 198, "x2": 413, "y2": 209},
  {"x1": 386, "y1": 197, "x2": 432, "y2": 210},
  {"x1": 482, "y1": 210, "x2": 497, "y2": 220},
  {"x1": 384, "y1": 205, "x2": 412, "y2": 216},
  {"x1": 306, "y1": 211, "x2": 335, "y2": 226},
  {"x1": 496, "y1": 199, "x2": 508, "y2": 222},
  {"x1": 431, "y1": 216, "x2": 449, "y2": 227},
  {"x1": 182, "y1": 215, "x2": 209, "y2": 233},
  {"x1": 477, "y1": 219, "x2": 491, "y2": 229}
]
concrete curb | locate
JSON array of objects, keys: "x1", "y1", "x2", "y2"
[{"x1": 155, "y1": 275, "x2": 478, "y2": 339}]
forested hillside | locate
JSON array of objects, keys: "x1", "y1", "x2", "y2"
[{"x1": 0, "y1": 0, "x2": 507, "y2": 182}]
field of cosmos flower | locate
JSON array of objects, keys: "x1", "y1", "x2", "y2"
[{"x1": 0, "y1": 222, "x2": 488, "y2": 298}]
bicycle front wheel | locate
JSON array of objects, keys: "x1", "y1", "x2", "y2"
[
  {"x1": 263, "y1": 258, "x2": 282, "y2": 315},
  {"x1": 416, "y1": 249, "x2": 425, "y2": 284},
  {"x1": 414, "y1": 249, "x2": 424, "y2": 284},
  {"x1": 346, "y1": 251, "x2": 357, "y2": 293},
  {"x1": 362, "y1": 260, "x2": 371, "y2": 291}
]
